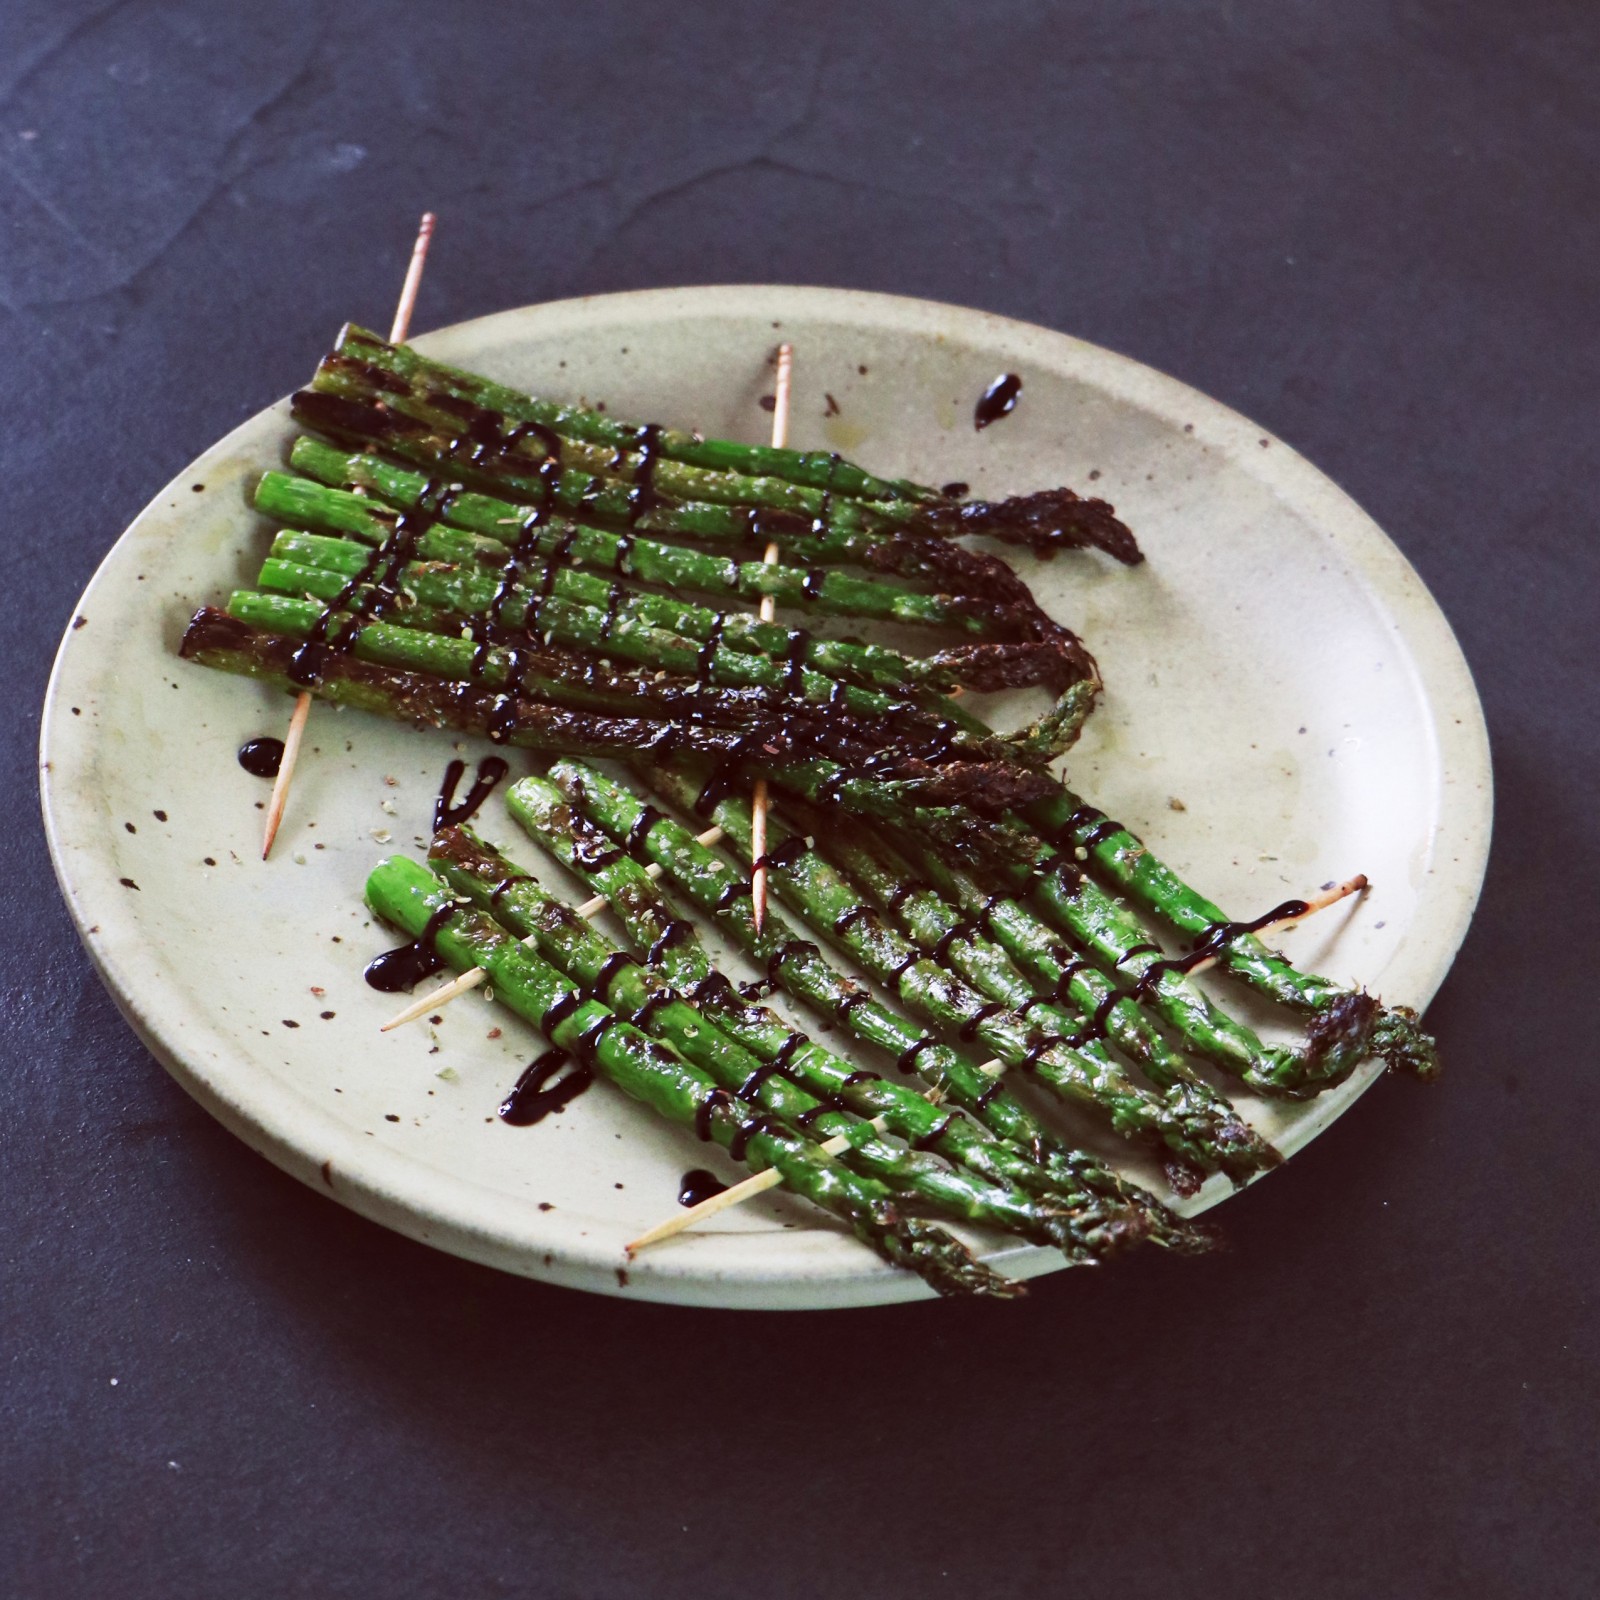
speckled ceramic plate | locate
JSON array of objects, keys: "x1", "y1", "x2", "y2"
[{"x1": 39, "y1": 286, "x2": 1491, "y2": 1309}]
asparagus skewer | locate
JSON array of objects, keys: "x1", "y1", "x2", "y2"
[
  {"x1": 501, "y1": 778, "x2": 1158, "y2": 1255},
  {"x1": 313, "y1": 326, "x2": 1141, "y2": 561},
  {"x1": 216, "y1": 587, "x2": 1059, "y2": 784},
  {"x1": 184, "y1": 609, "x2": 1044, "y2": 821},
  {"x1": 276, "y1": 438, "x2": 1077, "y2": 646},
  {"x1": 1020, "y1": 792, "x2": 1439, "y2": 1077},
  {"x1": 646, "y1": 762, "x2": 1262, "y2": 1189},
  {"x1": 428, "y1": 825, "x2": 1105, "y2": 1257},
  {"x1": 542, "y1": 760, "x2": 1212, "y2": 1252},
  {"x1": 754, "y1": 758, "x2": 1373, "y2": 1097},
  {"x1": 334, "y1": 322, "x2": 928, "y2": 500},
  {"x1": 262, "y1": 527, "x2": 1057, "y2": 697},
  {"x1": 365, "y1": 853, "x2": 1017, "y2": 1297},
  {"x1": 798, "y1": 810, "x2": 1281, "y2": 1185}
]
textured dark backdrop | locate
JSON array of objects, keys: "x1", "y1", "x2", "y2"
[{"x1": 6, "y1": 2, "x2": 1596, "y2": 1596}]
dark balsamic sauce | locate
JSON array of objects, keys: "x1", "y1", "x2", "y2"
[
  {"x1": 237, "y1": 737, "x2": 285, "y2": 777},
  {"x1": 363, "y1": 902, "x2": 457, "y2": 993},
  {"x1": 499, "y1": 1050, "x2": 595, "y2": 1125},
  {"x1": 678, "y1": 1169, "x2": 728, "y2": 1207},
  {"x1": 434, "y1": 755, "x2": 511, "y2": 829},
  {"x1": 286, "y1": 477, "x2": 459, "y2": 690},
  {"x1": 974, "y1": 373, "x2": 1023, "y2": 430}
]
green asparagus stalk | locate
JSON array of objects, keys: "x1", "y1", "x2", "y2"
[
  {"x1": 499, "y1": 777, "x2": 1159, "y2": 1257},
  {"x1": 335, "y1": 322, "x2": 930, "y2": 500},
  {"x1": 647, "y1": 761, "x2": 1258, "y2": 1189},
  {"x1": 294, "y1": 384, "x2": 1107, "y2": 613},
  {"x1": 901, "y1": 816, "x2": 1375, "y2": 1100},
  {"x1": 364, "y1": 852, "x2": 1017, "y2": 1297},
  {"x1": 280, "y1": 438, "x2": 1044, "y2": 641},
  {"x1": 315, "y1": 329, "x2": 1141, "y2": 562},
  {"x1": 183, "y1": 608, "x2": 1041, "y2": 818},
  {"x1": 755, "y1": 756, "x2": 1370, "y2": 1098},
  {"x1": 179, "y1": 606, "x2": 876, "y2": 769},
  {"x1": 260, "y1": 524, "x2": 1068, "y2": 698},
  {"x1": 1020, "y1": 790, "x2": 1439, "y2": 1077},
  {"x1": 257, "y1": 536, "x2": 1094, "y2": 764},
  {"x1": 541, "y1": 760, "x2": 1212, "y2": 1253},
  {"x1": 800, "y1": 811, "x2": 1281, "y2": 1185},
  {"x1": 427, "y1": 824, "x2": 1108, "y2": 1259},
  {"x1": 221, "y1": 582, "x2": 1040, "y2": 776}
]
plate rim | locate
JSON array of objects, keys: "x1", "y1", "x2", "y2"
[{"x1": 38, "y1": 283, "x2": 1494, "y2": 1309}]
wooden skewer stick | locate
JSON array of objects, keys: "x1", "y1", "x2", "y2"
[
  {"x1": 377, "y1": 824, "x2": 726, "y2": 1032},
  {"x1": 748, "y1": 341, "x2": 795, "y2": 932},
  {"x1": 627, "y1": 1081, "x2": 950, "y2": 1255},
  {"x1": 626, "y1": 1114, "x2": 890, "y2": 1256},
  {"x1": 262, "y1": 212, "x2": 438, "y2": 859},
  {"x1": 964, "y1": 873, "x2": 1371, "y2": 1076},
  {"x1": 1184, "y1": 873, "x2": 1368, "y2": 979}
]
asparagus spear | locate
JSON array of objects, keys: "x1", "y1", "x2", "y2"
[
  {"x1": 219, "y1": 581, "x2": 1043, "y2": 779},
  {"x1": 182, "y1": 608, "x2": 1039, "y2": 816},
  {"x1": 499, "y1": 778, "x2": 1158, "y2": 1257},
  {"x1": 911, "y1": 816, "x2": 1385, "y2": 1100},
  {"x1": 646, "y1": 761, "x2": 1260, "y2": 1189},
  {"x1": 334, "y1": 322, "x2": 928, "y2": 500},
  {"x1": 541, "y1": 760, "x2": 1213, "y2": 1253},
  {"x1": 365, "y1": 852, "x2": 1017, "y2": 1297},
  {"x1": 293, "y1": 379, "x2": 1108, "y2": 622},
  {"x1": 1020, "y1": 791, "x2": 1439, "y2": 1078},
  {"x1": 281, "y1": 438, "x2": 1075, "y2": 643},
  {"x1": 260, "y1": 525, "x2": 1072, "y2": 698},
  {"x1": 798, "y1": 810, "x2": 1281, "y2": 1186},
  {"x1": 316, "y1": 326, "x2": 1141, "y2": 561},
  {"x1": 753, "y1": 757, "x2": 1371, "y2": 1098},
  {"x1": 427, "y1": 824, "x2": 1106, "y2": 1258}
]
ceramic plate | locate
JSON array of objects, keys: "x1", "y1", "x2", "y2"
[{"x1": 39, "y1": 286, "x2": 1491, "y2": 1309}]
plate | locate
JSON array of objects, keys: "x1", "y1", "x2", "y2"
[{"x1": 39, "y1": 286, "x2": 1492, "y2": 1309}]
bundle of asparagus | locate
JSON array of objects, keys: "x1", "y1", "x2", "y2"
[{"x1": 178, "y1": 323, "x2": 1441, "y2": 1297}]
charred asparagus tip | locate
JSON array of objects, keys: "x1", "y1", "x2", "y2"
[
  {"x1": 749, "y1": 342, "x2": 794, "y2": 933},
  {"x1": 378, "y1": 824, "x2": 726, "y2": 1031},
  {"x1": 262, "y1": 210, "x2": 436, "y2": 860}
]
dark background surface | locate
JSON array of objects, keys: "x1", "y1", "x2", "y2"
[{"x1": 5, "y1": 3, "x2": 1596, "y2": 1596}]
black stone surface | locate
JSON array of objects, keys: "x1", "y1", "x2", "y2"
[{"x1": 6, "y1": 4, "x2": 1596, "y2": 1596}]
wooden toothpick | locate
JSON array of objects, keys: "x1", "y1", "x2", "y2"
[
  {"x1": 262, "y1": 211, "x2": 437, "y2": 859},
  {"x1": 626, "y1": 1115, "x2": 891, "y2": 1256},
  {"x1": 626, "y1": 1078, "x2": 950, "y2": 1256},
  {"x1": 378, "y1": 824, "x2": 726, "y2": 1032},
  {"x1": 1184, "y1": 874, "x2": 1368, "y2": 979},
  {"x1": 748, "y1": 341, "x2": 794, "y2": 931}
]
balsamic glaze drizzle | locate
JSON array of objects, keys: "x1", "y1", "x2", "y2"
[
  {"x1": 810, "y1": 453, "x2": 843, "y2": 539},
  {"x1": 364, "y1": 902, "x2": 458, "y2": 992},
  {"x1": 237, "y1": 737, "x2": 285, "y2": 777},
  {"x1": 499, "y1": 1050, "x2": 594, "y2": 1125},
  {"x1": 974, "y1": 372, "x2": 1023, "y2": 429},
  {"x1": 288, "y1": 477, "x2": 459, "y2": 689},
  {"x1": 434, "y1": 755, "x2": 510, "y2": 829},
  {"x1": 678, "y1": 1169, "x2": 728, "y2": 1207}
]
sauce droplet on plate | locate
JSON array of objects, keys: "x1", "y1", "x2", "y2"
[{"x1": 974, "y1": 373, "x2": 1022, "y2": 430}]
